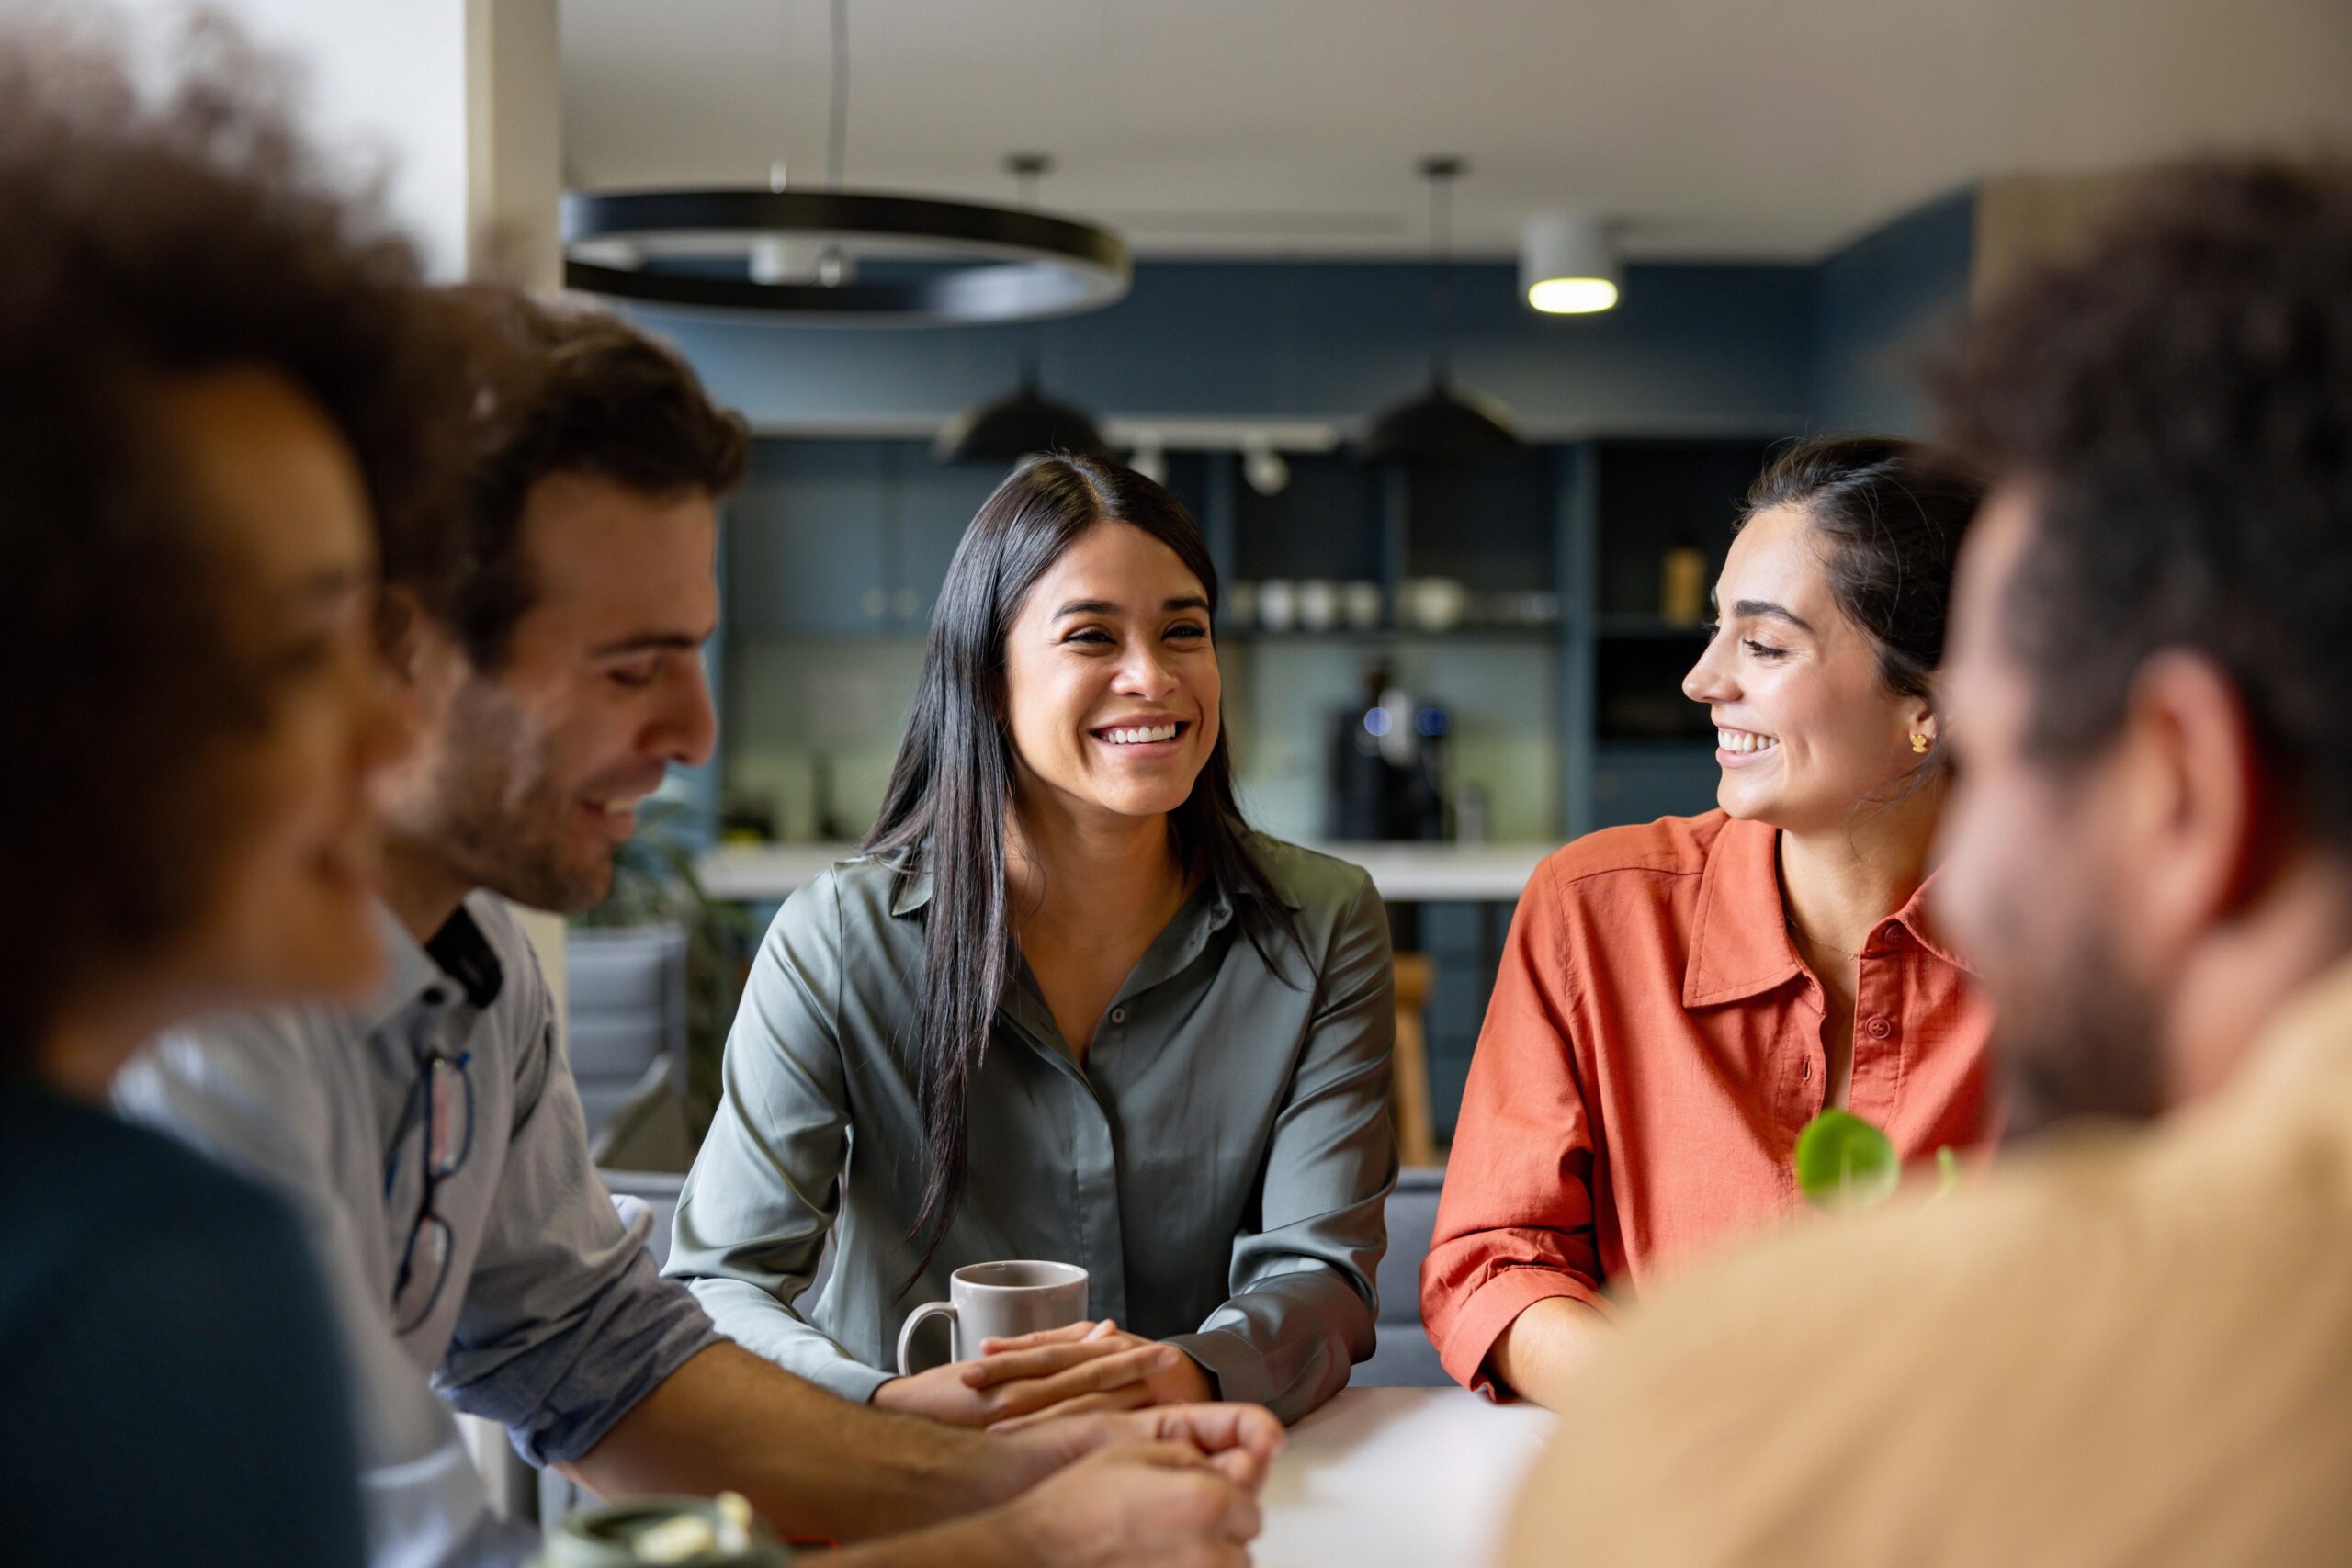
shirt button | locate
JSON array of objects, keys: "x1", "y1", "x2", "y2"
[
  {"x1": 1109, "y1": 1007, "x2": 1126, "y2": 1025},
  {"x1": 1866, "y1": 1016, "x2": 1894, "y2": 1041}
]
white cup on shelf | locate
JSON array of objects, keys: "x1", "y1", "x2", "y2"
[
  {"x1": 1400, "y1": 577, "x2": 1468, "y2": 632},
  {"x1": 1297, "y1": 579, "x2": 1340, "y2": 632},
  {"x1": 1258, "y1": 579, "x2": 1298, "y2": 632}
]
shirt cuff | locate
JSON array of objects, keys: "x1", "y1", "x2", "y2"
[
  {"x1": 814, "y1": 1358, "x2": 896, "y2": 1408},
  {"x1": 1436, "y1": 1269, "x2": 1611, "y2": 1402},
  {"x1": 1164, "y1": 1328, "x2": 1265, "y2": 1405}
]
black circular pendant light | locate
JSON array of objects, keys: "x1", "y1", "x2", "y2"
[
  {"x1": 1359, "y1": 156, "x2": 1522, "y2": 463},
  {"x1": 563, "y1": 2, "x2": 1130, "y2": 326}
]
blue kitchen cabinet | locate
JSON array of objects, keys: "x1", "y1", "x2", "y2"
[{"x1": 725, "y1": 442, "x2": 895, "y2": 636}]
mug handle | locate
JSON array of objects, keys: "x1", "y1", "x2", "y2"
[{"x1": 896, "y1": 1301, "x2": 958, "y2": 1376}]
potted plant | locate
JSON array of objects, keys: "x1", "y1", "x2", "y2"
[{"x1": 571, "y1": 799, "x2": 755, "y2": 1147}]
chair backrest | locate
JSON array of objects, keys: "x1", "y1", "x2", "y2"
[
  {"x1": 1376, "y1": 1166, "x2": 1445, "y2": 1322},
  {"x1": 565, "y1": 924, "x2": 688, "y2": 1137}
]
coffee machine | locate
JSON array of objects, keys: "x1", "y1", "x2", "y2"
[{"x1": 1325, "y1": 660, "x2": 1450, "y2": 841}]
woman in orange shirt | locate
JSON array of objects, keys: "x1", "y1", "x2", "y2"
[{"x1": 1421, "y1": 434, "x2": 1996, "y2": 1406}]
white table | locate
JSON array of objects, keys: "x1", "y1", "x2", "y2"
[
  {"x1": 1253, "y1": 1388, "x2": 1557, "y2": 1568},
  {"x1": 696, "y1": 841, "x2": 1551, "y2": 905}
]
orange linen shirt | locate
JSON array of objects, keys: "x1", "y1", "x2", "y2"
[{"x1": 1419, "y1": 809, "x2": 1993, "y2": 1397}]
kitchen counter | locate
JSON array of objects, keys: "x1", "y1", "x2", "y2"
[{"x1": 696, "y1": 840, "x2": 1552, "y2": 904}]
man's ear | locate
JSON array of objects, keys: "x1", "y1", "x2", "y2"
[{"x1": 2121, "y1": 649, "x2": 2274, "y2": 946}]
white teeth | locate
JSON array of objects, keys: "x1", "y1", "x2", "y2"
[
  {"x1": 1101, "y1": 723, "x2": 1179, "y2": 746},
  {"x1": 1717, "y1": 728, "x2": 1778, "y2": 754}
]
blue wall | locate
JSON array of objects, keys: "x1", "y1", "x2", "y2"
[
  {"x1": 1810, "y1": 188, "x2": 1977, "y2": 435},
  {"x1": 637, "y1": 194, "x2": 1975, "y2": 443},
  {"x1": 631, "y1": 257, "x2": 1816, "y2": 439}
]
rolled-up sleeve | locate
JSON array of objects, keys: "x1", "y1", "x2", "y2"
[
  {"x1": 1166, "y1": 871, "x2": 1396, "y2": 1424},
  {"x1": 435, "y1": 954, "x2": 723, "y2": 1465},
  {"x1": 663, "y1": 876, "x2": 890, "y2": 1406},
  {"x1": 1419, "y1": 862, "x2": 1611, "y2": 1400}
]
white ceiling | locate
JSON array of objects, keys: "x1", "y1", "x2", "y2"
[{"x1": 560, "y1": 0, "x2": 2352, "y2": 263}]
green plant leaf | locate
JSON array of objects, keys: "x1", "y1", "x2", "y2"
[
  {"x1": 1793, "y1": 1108, "x2": 1900, "y2": 1214},
  {"x1": 571, "y1": 798, "x2": 758, "y2": 1136},
  {"x1": 1931, "y1": 1144, "x2": 1962, "y2": 1203}
]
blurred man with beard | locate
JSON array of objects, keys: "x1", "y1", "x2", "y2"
[{"x1": 1503, "y1": 158, "x2": 2352, "y2": 1565}]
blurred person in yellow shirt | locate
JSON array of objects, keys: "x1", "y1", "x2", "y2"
[{"x1": 1507, "y1": 156, "x2": 2352, "y2": 1567}]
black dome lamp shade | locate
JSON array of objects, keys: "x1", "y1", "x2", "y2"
[
  {"x1": 936, "y1": 155, "x2": 1110, "y2": 465},
  {"x1": 1360, "y1": 378, "x2": 1521, "y2": 463},
  {"x1": 933, "y1": 373, "x2": 1109, "y2": 464},
  {"x1": 1358, "y1": 156, "x2": 1522, "y2": 464}
]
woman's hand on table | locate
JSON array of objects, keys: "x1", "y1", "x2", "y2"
[
  {"x1": 871, "y1": 1318, "x2": 1210, "y2": 1429},
  {"x1": 972, "y1": 1319, "x2": 1215, "y2": 1432}
]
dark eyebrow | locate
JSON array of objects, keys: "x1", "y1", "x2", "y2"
[
  {"x1": 1053, "y1": 595, "x2": 1212, "y2": 619},
  {"x1": 1732, "y1": 599, "x2": 1815, "y2": 634},
  {"x1": 590, "y1": 628, "x2": 714, "y2": 658}
]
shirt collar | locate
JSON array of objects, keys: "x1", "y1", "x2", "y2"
[
  {"x1": 1682, "y1": 817, "x2": 1804, "y2": 1008},
  {"x1": 358, "y1": 898, "x2": 504, "y2": 1034},
  {"x1": 1680, "y1": 817, "x2": 1973, "y2": 1009}
]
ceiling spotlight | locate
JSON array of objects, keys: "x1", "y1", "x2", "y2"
[
  {"x1": 1243, "y1": 441, "x2": 1291, "y2": 496},
  {"x1": 1522, "y1": 214, "x2": 1620, "y2": 314}
]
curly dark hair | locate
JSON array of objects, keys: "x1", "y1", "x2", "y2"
[
  {"x1": 1935, "y1": 158, "x2": 2352, "y2": 850},
  {"x1": 0, "y1": 20, "x2": 460, "y2": 1055},
  {"x1": 404, "y1": 288, "x2": 752, "y2": 671}
]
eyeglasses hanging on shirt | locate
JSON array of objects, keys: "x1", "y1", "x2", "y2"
[{"x1": 384, "y1": 1048, "x2": 475, "y2": 1334}]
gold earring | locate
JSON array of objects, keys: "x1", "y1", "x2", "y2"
[{"x1": 1911, "y1": 733, "x2": 1931, "y2": 755}]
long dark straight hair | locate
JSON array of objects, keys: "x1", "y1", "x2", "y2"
[{"x1": 865, "y1": 454, "x2": 1298, "y2": 1280}]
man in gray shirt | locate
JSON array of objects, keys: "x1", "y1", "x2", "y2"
[{"x1": 120, "y1": 289, "x2": 1277, "y2": 1568}]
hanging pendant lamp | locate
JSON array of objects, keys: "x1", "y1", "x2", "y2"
[
  {"x1": 936, "y1": 155, "x2": 1110, "y2": 465},
  {"x1": 1358, "y1": 157, "x2": 1521, "y2": 464},
  {"x1": 564, "y1": 3, "x2": 1128, "y2": 325}
]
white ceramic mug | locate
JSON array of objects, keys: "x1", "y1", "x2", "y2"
[{"x1": 895, "y1": 1260, "x2": 1091, "y2": 1375}]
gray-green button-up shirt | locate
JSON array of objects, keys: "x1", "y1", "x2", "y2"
[{"x1": 666, "y1": 833, "x2": 1396, "y2": 1424}]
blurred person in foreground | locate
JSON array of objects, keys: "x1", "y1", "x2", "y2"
[
  {"x1": 1506, "y1": 157, "x2": 2352, "y2": 1566},
  {"x1": 0, "y1": 22, "x2": 453, "y2": 1564},
  {"x1": 120, "y1": 283, "x2": 1282, "y2": 1568}
]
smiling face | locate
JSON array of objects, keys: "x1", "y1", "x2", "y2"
[
  {"x1": 1681, "y1": 502, "x2": 1934, "y2": 835},
  {"x1": 1001, "y1": 521, "x2": 1221, "y2": 828},
  {"x1": 385, "y1": 471, "x2": 719, "y2": 915},
  {"x1": 158, "y1": 367, "x2": 410, "y2": 1005}
]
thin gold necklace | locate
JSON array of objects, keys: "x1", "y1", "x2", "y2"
[{"x1": 1788, "y1": 917, "x2": 1862, "y2": 962}]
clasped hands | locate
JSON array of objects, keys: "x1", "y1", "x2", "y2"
[{"x1": 876, "y1": 1317, "x2": 1215, "y2": 1431}]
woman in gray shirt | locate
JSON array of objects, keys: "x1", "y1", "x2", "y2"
[{"x1": 670, "y1": 455, "x2": 1396, "y2": 1427}]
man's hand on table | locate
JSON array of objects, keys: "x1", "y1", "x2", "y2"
[
  {"x1": 874, "y1": 1318, "x2": 1216, "y2": 1431},
  {"x1": 836, "y1": 1404, "x2": 1283, "y2": 1568},
  {"x1": 995, "y1": 1402, "x2": 1284, "y2": 1493},
  {"x1": 991, "y1": 1437, "x2": 1265, "y2": 1568}
]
